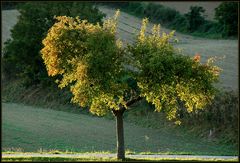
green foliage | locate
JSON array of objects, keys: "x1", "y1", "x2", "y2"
[
  {"x1": 2, "y1": 2, "x2": 105, "y2": 86},
  {"x1": 169, "y1": 14, "x2": 188, "y2": 33},
  {"x1": 215, "y1": 2, "x2": 238, "y2": 37},
  {"x1": 128, "y1": 18, "x2": 220, "y2": 122},
  {"x1": 185, "y1": 6, "x2": 206, "y2": 32},
  {"x1": 41, "y1": 11, "x2": 220, "y2": 121},
  {"x1": 41, "y1": 11, "x2": 130, "y2": 116}
]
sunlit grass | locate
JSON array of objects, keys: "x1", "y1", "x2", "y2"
[{"x1": 2, "y1": 156, "x2": 238, "y2": 162}]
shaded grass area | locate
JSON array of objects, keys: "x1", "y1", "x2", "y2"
[
  {"x1": 124, "y1": 98, "x2": 239, "y2": 146},
  {"x1": 2, "y1": 102, "x2": 238, "y2": 156}
]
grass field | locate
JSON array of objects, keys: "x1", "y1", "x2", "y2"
[
  {"x1": 2, "y1": 156, "x2": 238, "y2": 162},
  {"x1": 2, "y1": 103, "x2": 238, "y2": 156}
]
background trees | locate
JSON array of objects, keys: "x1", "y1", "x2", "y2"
[
  {"x1": 100, "y1": 2, "x2": 238, "y2": 38},
  {"x1": 41, "y1": 11, "x2": 220, "y2": 159},
  {"x1": 2, "y1": 2, "x2": 105, "y2": 86},
  {"x1": 215, "y1": 2, "x2": 238, "y2": 37},
  {"x1": 185, "y1": 6, "x2": 206, "y2": 32}
]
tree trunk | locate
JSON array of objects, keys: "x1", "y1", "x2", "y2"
[
  {"x1": 112, "y1": 97, "x2": 142, "y2": 160},
  {"x1": 112, "y1": 107, "x2": 125, "y2": 160}
]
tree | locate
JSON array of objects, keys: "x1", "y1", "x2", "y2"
[
  {"x1": 2, "y1": 2, "x2": 105, "y2": 86},
  {"x1": 41, "y1": 11, "x2": 221, "y2": 160},
  {"x1": 215, "y1": 2, "x2": 238, "y2": 37},
  {"x1": 185, "y1": 6, "x2": 206, "y2": 32}
]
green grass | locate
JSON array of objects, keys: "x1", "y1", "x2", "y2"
[
  {"x1": 2, "y1": 103, "x2": 238, "y2": 156},
  {"x1": 2, "y1": 80, "x2": 238, "y2": 156},
  {"x1": 2, "y1": 156, "x2": 238, "y2": 162}
]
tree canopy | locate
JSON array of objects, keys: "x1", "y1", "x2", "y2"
[
  {"x1": 215, "y1": 2, "x2": 238, "y2": 37},
  {"x1": 41, "y1": 10, "x2": 221, "y2": 160},
  {"x1": 41, "y1": 10, "x2": 221, "y2": 122},
  {"x1": 185, "y1": 6, "x2": 206, "y2": 32}
]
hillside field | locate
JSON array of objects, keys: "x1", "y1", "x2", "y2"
[{"x1": 2, "y1": 103, "x2": 238, "y2": 155}]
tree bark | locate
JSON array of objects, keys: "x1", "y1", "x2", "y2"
[
  {"x1": 112, "y1": 97, "x2": 142, "y2": 160},
  {"x1": 116, "y1": 110, "x2": 125, "y2": 160},
  {"x1": 112, "y1": 106, "x2": 125, "y2": 160}
]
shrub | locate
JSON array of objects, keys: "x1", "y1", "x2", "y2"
[{"x1": 177, "y1": 90, "x2": 239, "y2": 143}]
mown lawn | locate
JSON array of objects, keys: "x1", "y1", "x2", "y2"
[{"x1": 2, "y1": 103, "x2": 238, "y2": 156}]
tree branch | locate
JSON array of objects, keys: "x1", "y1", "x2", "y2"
[
  {"x1": 126, "y1": 96, "x2": 143, "y2": 107},
  {"x1": 112, "y1": 96, "x2": 143, "y2": 116}
]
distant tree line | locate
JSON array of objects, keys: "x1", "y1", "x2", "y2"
[{"x1": 98, "y1": 2, "x2": 238, "y2": 38}]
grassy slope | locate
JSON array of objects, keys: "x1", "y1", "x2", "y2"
[{"x1": 2, "y1": 103, "x2": 237, "y2": 156}]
